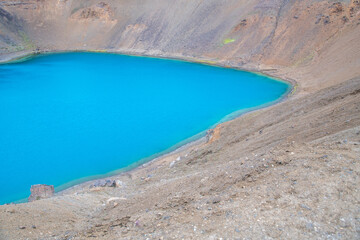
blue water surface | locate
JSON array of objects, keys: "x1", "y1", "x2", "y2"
[{"x1": 0, "y1": 53, "x2": 290, "y2": 204}]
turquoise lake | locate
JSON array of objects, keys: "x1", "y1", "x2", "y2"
[{"x1": 0, "y1": 52, "x2": 290, "y2": 204}]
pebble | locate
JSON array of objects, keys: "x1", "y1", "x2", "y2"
[
  {"x1": 306, "y1": 222, "x2": 314, "y2": 230},
  {"x1": 6, "y1": 209, "x2": 15, "y2": 214},
  {"x1": 300, "y1": 204, "x2": 312, "y2": 211},
  {"x1": 169, "y1": 161, "x2": 176, "y2": 168},
  {"x1": 339, "y1": 218, "x2": 350, "y2": 228},
  {"x1": 115, "y1": 180, "x2": 124, "y2": 188},
  {"x1": 135, "y1": 220, "x2": 141, "y2": 227},
  {"x1": 212, "y1": 197, "x2": 221, "y2": 204}
]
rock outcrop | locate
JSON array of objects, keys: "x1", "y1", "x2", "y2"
[
  {"x1": 28, "y1": 184, "x2": 54, "y2": 202},
  {"x1": 89, "y1": 179, "x2": 123, "y2": 188},
  {"x1": 71, "y1": 2, "x2": 114, "y2": 22}
]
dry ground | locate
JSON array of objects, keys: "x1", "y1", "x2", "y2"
[{"x1": 0, "y1": 0, "x2": 360, "y2": 239}]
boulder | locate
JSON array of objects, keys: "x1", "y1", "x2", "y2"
[
  {"x1": 28, "y1": 184, "x2": 54, "y2": 202},
  {"x1": 90, "y1": 179, "x2": 116, "y2": 188},
  {"x1": 115, "y1": 180, "x2": 124, "y2": 188}
]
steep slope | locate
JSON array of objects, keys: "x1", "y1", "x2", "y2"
[
  {"x1": 0, "y1": 5, "x2": 28, "y2": 54},
  {"x1": 0, "y1": 1, "x2": 359, "y2": 239},
  {"x1": 0, "y1": 0, "x2": 359, "y2": 92}
]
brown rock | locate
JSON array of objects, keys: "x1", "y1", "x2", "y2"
[
  {"x1": 28, "y1": 184, "x2": 54, "y2": 202},
  {"x1": 212, "y1": 197, "x2": 221, "y2": 204}
]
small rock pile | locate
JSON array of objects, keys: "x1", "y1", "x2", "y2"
[{"x1": 89, "y1": 179, "x2": 124, "y2": 188}]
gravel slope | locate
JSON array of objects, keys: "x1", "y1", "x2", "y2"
[{"x1": 0, "y1": 0, "x2": 359, "y2": 239}]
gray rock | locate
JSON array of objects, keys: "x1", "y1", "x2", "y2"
[
  {"x1": 324, "y1": 16, "x2": 330, "y2": 24},
  {"x1": 306, "y1": 222, "x2": 314, "y2": 230},
  {"x1": 315, "y1": 14, "x2": 323, "y2": 24},
  {"x1": 169, "y1": 161, "x2": 176, "y2": 168},
  {"x1": 300, "y1": 203, "x2": 312, "y2": 211},
  {"x1": 90, "y1": 179, "x2": 116, "y2": 188},
  {"x1": 115, "y1": 179, "x2": 124, "y2": 188}
]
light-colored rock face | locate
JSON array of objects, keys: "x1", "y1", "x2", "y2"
[
  {"x1": 28, "y1": 184, "x2": 54, "y2": 202},
  {"x1": 1, "y1": 0, "x2": 360, "y2": 93}
]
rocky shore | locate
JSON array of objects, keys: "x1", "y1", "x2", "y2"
[
  {"x1": 1, "y1": 73, "x2": 358, "y2": 239},
  {"x1": 0, "y1": 0, "x2": 359, "y2": 239}
]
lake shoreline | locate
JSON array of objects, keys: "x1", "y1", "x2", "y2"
[
  {"x1": 0, "y1": 50, "x2": 295, "y2": 204},
  {"x1": 0, "y1": 49, "x2": 298, "y2": 92},
  {"x1": 1, "y1": 1, "x2": 358, "y2": 237}
]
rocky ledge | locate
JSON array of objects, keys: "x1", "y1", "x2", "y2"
[{"x1": 28, "y1": 184, "x2": 54, "y2": 202}]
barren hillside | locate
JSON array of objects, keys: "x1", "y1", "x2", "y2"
[
  {"x1": 0, "y1": 0, "x2": 359, "y2": 92},
  {"x1": 0, "y1": 0, "x2": 359, "y2": 239}
]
